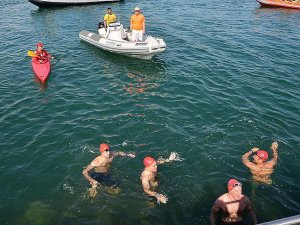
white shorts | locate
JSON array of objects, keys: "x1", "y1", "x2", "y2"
[{"x1": 132, "y1": 29, "x2": 144, "y2": 42}]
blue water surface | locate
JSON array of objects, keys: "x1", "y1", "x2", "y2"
[{"x1": 0, "y1": 0, "x2": 300, "y2": 224}]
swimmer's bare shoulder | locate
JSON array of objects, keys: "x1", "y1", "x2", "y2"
[
  {"x1": 211, "y1": 196, "x2": 225, "y2": 214},
  {"x1": 141, "y1": 169, "x2": 151, "y2": 179},
  {"x1": 215, "y1": 193, "x2": 227, "y2": 206},
  {"x1": 244, "y1": 195, "x2": 251, "y2": 205},
  {"x1": 90, "y1": 155, "x2": 106, "y2": 167}
]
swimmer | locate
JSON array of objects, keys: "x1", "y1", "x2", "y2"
[
  {"x1": 82, "y1": 143, "x2": 135, "y2": 197},
  {"x1": 141, "y1": 153, "x2": 180, "y2": 204},
  {"x1": 210, "y1": 179, "x2": 257, "y2": 225},
  {"x1": 242, "y1": 142, "x2": 278, "y2": 184}
]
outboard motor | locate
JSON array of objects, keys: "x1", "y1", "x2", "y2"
[{"x1": 98, "y1": 22, "x2": 105, "y2": 29}]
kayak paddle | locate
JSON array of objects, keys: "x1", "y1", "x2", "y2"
[{"x1": 27, "y1": 50, "x2": 37, "y2": 57}]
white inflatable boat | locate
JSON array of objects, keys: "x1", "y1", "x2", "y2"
[
  {"x1": 28, "y1": 0, "x2": 122, "y2": 7},
  {"x1": 79, "y1": 22, "x2": 166, "y2": 60}
]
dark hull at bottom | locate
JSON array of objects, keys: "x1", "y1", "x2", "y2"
[
  {"x1": 257, "y1": 0, "x2": 300, "y2": 9},
  {"x1": 28, "y1": 0, "x2": 123, "y2": 7}
]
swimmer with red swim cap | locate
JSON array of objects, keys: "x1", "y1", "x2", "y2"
[
  {"x1": 82, "y1": 143, "x2": 135, "y2": 197},
  {"x1": 210, "y1": 179, "x2": 257, "y2": 225},
  {"x1": 242, "y1": 142, "x2": 278, "y2": 184},
  {"x1": 141, "y1": 153, "x2": 180, "y2": 204}
]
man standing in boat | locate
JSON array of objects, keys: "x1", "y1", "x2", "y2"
[
  {"x1": 103, "y1": 7, "x2": 117, "y2": 28},
  {"x1": 82, "y1": 143, "x2": 135, "y2": 197},
  {"x1": 130, "y1": 7, "x2": 145, "y2": 42},
  {"x1": 210, "y1": 179, "x2": 257, "y2": 225},
  {"x1": 242, "y1": 142, "x2": 278, "y2": 184}
]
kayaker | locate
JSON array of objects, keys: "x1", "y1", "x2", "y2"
[
  {"x1": 242, "y1": 142, "x2": 278, "y2": 184},
  {"x1": 210, "y1": 179, "x2": 257, "y2": 225},
  {"x1": 130, "y1": 7, "x2": 145, "y2": 42},
  {"x1": 35, "y1": 43, "x2": 51, "y2": 63},
  {"x1": 141, "y1": 153, "x2": 180, "y2": 204},
  {"x1": 82, "y1": 143, "x2": 135, "y2": 197},
  {"x1": 103, "y1": 7, "x2": 117, "y2": 28}
]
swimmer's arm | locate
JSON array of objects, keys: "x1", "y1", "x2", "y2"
[
  {"x1": 269, "y1": 142, "x2": 278, "y2": 166},
  {"x1": 113, "y1": 151, "x2": 136, "y2": 158},
  {"x1": 246, "y1": 198, "x2": 257, "y2": 224},
  {"x1": 157, "y1": 158, "x2": 170, "y2": 165},
  {"x1": 242, "y1": 148, "x2": 259, "y2": 168},
  {"x1": 142, "y1": 18, "x2": 145, "y2": 34},
  {"x1": 157, "y1": 153, "x2": 177, "y2": 165},
  {"x1": 210, "y1": 200, "x2": 221, "y2": 225},
  {"x1": 141, "y1": 175, "x2": 159, "y2": 197},
  {"x1": 82, "y1": 164, "x2": 98, "y2": 187}
]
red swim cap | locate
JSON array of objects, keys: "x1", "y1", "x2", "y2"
[
  {"x1": 99, "y1": 143, "x2": 110, "y2": 153},
  {"x1": 256, "y1": 150, "x2": 268, "y2": 162},
  {"x1": 228, "y1": 179, "x2": 241, "y2": 192},
  {"x1": 143, "y1": 156, "x2": 156, "y2": 167},
  {"x1": 36, "y1": 42, "x2": 44, "y2": 47}
]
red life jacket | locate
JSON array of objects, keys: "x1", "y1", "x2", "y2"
[{"x1": 35, "y1": 49, "x2": 49, "y2": 62}]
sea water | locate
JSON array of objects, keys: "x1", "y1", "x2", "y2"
[{"x1": 0, "y1": 0, "x2": 300, "y2": 224}]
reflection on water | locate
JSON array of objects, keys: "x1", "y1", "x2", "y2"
[
  {"x1": 33, "y1": 75, "x2": 48, "y2": 91},
  {"x1": 18, "y1": 201, "x2": 59, "y2": 225},
  {"x1": 125, "y1": 72, "x2": 161, "y2": 95}
]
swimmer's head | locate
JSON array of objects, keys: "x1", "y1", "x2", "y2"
[
  {"x1": 99, "y1": 143, "x2": 110, "y2": 153},
  {"x1": 256, "y1": 150, "x2": 268, "y2": 162},
  {"x1": 143, "y1": 156, "x2": 156, "y2": 167},
  {"x1": 228, "y1": 179, "x2": 242, "y2": 192}
]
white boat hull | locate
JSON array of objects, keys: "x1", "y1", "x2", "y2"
[
  {"x1": 29, "y1": 0, "x2": 122, "y2": 7},
  {"x1": 79, "y1": 26, "x2": 166, "y2": 60}
]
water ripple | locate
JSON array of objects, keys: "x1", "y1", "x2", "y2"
[{"x1": 1, "y1": 0, "x2": 300, "y2": 224}]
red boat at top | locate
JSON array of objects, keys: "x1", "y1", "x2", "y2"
[{"x1": 257, "y1": 0, "x2": 300, "y2": 9}]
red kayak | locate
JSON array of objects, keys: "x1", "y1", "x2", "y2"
[{"x1": 31, "y1": 57, "x2": 51, "y2": 83}]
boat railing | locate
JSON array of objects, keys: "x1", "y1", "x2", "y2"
[
  {"x1": 258, "y1": 214, "x2": 300, "y2": 225},
  {"x1": 108, "y1": 22, "x2": 121, "y2": 29}
]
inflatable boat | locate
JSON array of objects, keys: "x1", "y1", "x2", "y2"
[
  {"x1": 79, "y1": 22, "x2": 166, "y2": 60},
  {"x1": 257, "y1": 0, "x2": 300, "y2": 9},
  {"x1": 28, "y1": 0, "x2": 123, "y2": 7}
]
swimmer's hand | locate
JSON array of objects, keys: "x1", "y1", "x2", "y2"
[
  {"x1": 88, "y1": 180, "x2": 100, "y2": 198},
  {"x1": 91, "y1": 180, "x2": 99, "y2": 188},
  {"x1": 88, "y1": 187, "x2": 98, "y2": 198},
  {"x1": 127, "y1": 153, "x2": 135, "y2": 158},
  {"x1": 168, "y1": 152, "x2": 181, "y2": 161},
  {"x1": 251, "y1": 148, "x2": 259, "y2": 153},
  {"x1": 271, "y1": 142, "x2": 278, "y2": 150},
  {"x1": 156, "y1": 194, "x2": 168, "y2": 204}
]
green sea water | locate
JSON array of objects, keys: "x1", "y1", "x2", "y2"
[{"x1": 0, "y1": 0, "x2": 300, "y2": 224}]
